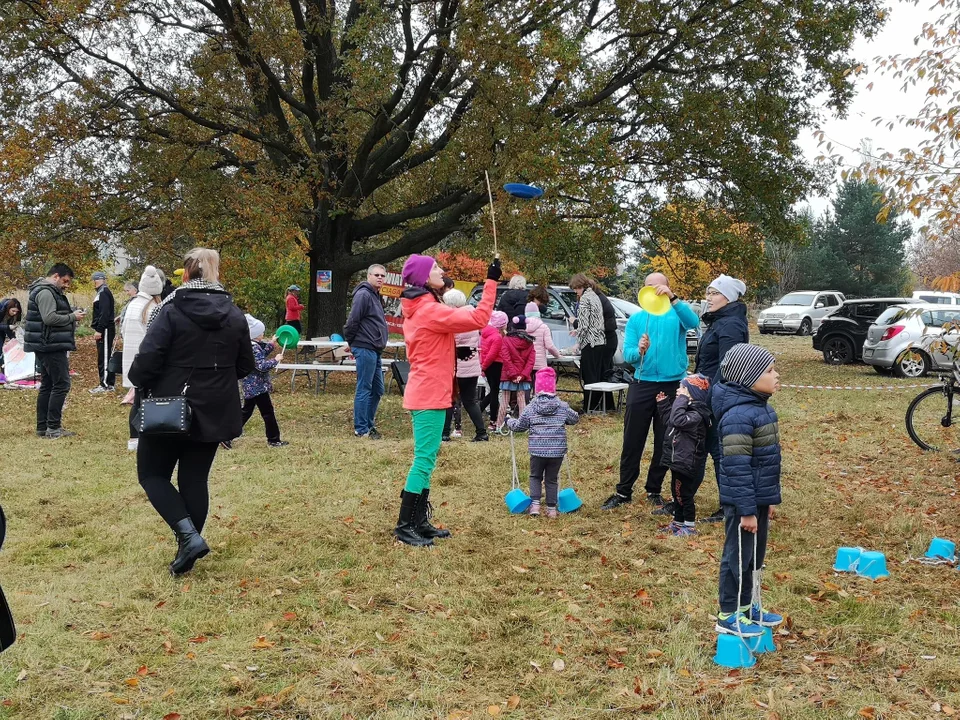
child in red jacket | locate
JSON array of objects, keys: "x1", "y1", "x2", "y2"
[
  {"x1": 495, "y1": 315, "x2": 535, "y2": 431},
  {"x1": 479, "y1": 311, "x2": 507, "y2": 432}
]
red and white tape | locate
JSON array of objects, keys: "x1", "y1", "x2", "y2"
[{"x1": 780, "y1": 383, "x2": 937, "y2": 391}]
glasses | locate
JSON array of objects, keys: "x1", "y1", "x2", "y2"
[{"x1": 705, "y1": 289, "x2": 722, "y2": 297}]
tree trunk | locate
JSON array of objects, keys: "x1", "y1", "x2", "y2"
[{"x1": 307, "y1": 252, "x2": 354, "y2": 337}]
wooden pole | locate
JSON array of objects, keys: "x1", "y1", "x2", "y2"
[{"x1": 485, "y1": 170, "x2": 498, "y2": 259}]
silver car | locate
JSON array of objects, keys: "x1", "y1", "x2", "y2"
[
  {"x1": 757, "y1": 290, "x2": 845, "y2": 335},
  {"x1": 863, "y1": 303, "x2": 960, "y2": 377}
]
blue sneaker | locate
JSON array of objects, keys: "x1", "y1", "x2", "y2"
[
  {"x1": 714, "y1": 613, "x2": 764, "y2": 637},
  {"x1": 746, "y1": 605, "x2": 783, "y2": 627},
  {"x1": 665, "y1": 521, "x2": 697, "y2": 536}
]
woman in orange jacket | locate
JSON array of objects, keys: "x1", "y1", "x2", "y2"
[{"x1": 395, "y1": 253, "x2": 502, "y2": 546}]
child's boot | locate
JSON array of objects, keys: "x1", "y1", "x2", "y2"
[
  {"x1": 545, "y1": 505, "x2": 558, "y2": 519},
  {"x1": 528, "y1": 501, "x2": 541, "y2": 516},
  {"x1": 394, "y1": 491, "x2": 433, "y2": 547},
  {"x1": 414, "y1": 489, "x2": 451, "y2": 540}
]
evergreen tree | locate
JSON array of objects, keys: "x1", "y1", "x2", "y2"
[{"x1": 799, "y1": 180, "x2": 911, "y2": 297}]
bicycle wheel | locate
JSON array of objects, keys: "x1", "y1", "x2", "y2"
[{"x1": 906, "y1": 385, "x2": 960, "y2": 452}]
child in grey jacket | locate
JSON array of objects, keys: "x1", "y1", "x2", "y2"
[{"x1": 507, "y1": 368, "x2": 579, "y2": 518}]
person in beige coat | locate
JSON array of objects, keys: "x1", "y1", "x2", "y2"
[{"x1": 121, "y1": 266, "x2": 164, "y2": 451}]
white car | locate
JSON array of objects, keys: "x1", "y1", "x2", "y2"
[{"x1": 757, "y1": 290, "x2": 846, "y2": 336}]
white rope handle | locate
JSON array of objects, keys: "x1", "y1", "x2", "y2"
[{"x1": 509, "y1": 430, "x2": 521, "y2": 490}]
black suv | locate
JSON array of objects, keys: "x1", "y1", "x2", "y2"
[{"x1": 812, "y1": 297, "x2": 912, "y2": 365}]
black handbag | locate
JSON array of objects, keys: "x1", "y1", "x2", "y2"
[
  {"x1": 107, "y1": 350, "x2": 123, "y2": 374},
  {"x1": 138, "y1": 332, "x2": 207, "y2": 436}
]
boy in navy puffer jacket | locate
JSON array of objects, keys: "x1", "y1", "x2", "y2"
[
  {"x1": 507, "y1": 368, "x2": 579, "y2": 518},
  {"x1": 712, "y1": 344, "x2": 782, "y2": 637}
]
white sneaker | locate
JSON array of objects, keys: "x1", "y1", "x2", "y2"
[
  {"x1": 89, "y1": 386, "x2": 107, "y2": 395},
  {"x1": 127, "y1": 439, "x2": 139, "y2": 451},
  {"x1": 451, "y1": 430, "x2": 462, "y2": 439}
]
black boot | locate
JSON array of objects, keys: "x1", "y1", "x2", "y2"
[
  {"x1": 394, "y1": 491, "x2": 433, "y2": 547},
  {"x1": 169, "y1": 517, "x2": 210, "y2": 576},
  {"x1": 415, "y1": 488, "x2": 451, "y2": 540}
]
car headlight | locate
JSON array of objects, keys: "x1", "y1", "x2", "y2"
[{"x1": 786, "y1": 313, "x2": 799, "y2": 320}]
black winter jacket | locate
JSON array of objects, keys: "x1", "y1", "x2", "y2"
[
  {"x1": 499, "y1": 288, "x2": 529, "y2": 329},
  {"x1": 343, "y1": 282, "x2": 388, "y2": 351},
  {"x1": 695, "y1": 301, "x2": 749, "y2": 383},
  {"x1": 129, "y1": 287, "x2": 255, "y2": 443},
  {"x1": 663, "y1": 395, "x2": 712, "y2": 475},
  {"x1": 92, "y1": 286, "x2": 115, "y2": 334},
  {"x1": 0, "y1": 299, "x2": 18, "y2": 340},
  {"x1": 597, "y1": 291, "x2": 618, "y2": 335}
]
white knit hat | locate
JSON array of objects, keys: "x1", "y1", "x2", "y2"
[
  {"x1": 245, "y1": 313, "x2": 266, "y2": 340},
  {"x1": 139, "y1": 265, "x2": 163, "y2": 296},
  {"x1": 708, "y1": 274, "x2": 746, "y2": 302}
]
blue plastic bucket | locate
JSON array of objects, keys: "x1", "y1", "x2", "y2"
[
  {"x1": 713, "y1": 633, "x2": 756, "y2": 668},
  {"x1": 857, "y1": 551, "x2": 890, "y2": 580},
  {"x1": 505, "y1": 488, "x2": 531, "y2": 514},
  {"x1": 331, "y1": 333, "x2": 344, "y2": 342},
  {"x1": 834, "y1": 547, "x2": 863, "y2": 572},
  {"x1": 557, "y1": 487, "x2": 582, "y2": 514},
  {"x1": 925, "y1": 537, "x2": 956, "y2": 562},
  {"x1": 745, "y1": 627, "x2": 776, "y2": 655}
]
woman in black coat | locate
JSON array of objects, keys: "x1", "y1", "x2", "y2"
[
  {"x1": 0, "y1": 299, "x2": 22, "y2": 377},
  {"x1": 129, "y1": 248, "x2": 255, "y2": 575},
  {"x1": 692, "y1": 274, "x2": 749, "y2": 522},
  {"x1": 499, "y1": 275, "x2": 529, "y2": 329}
]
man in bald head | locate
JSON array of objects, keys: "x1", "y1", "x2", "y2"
[{"x1": 601, "y1": 273, "x2": 701, "y2": 514}]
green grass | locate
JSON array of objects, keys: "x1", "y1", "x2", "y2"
[{"x1": 1, "y1": 334, "x2": 959, "y2": 718}]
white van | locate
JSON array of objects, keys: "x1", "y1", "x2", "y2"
[{"x1": 912, "y1": 290, "x2": 960, "y2": 305}]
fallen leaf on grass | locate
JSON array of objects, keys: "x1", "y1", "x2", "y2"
[
  {"x1": 487, "y1": 705, "x2": 501, "y2": 716},
  {"x1": 447, "y1": 711, "x2": 471, "y2": 720},
  {"x1": 136, "y1": 665, "x2": 149, "y2": 676},
  {"x1": 858, "y1": 707, "x2": 876, "y2": 719},
  {"x1": 95, "y1": 601, "x2": 113, "y2": 608},
  {"x1": 282, "y1": 612, "x2": 297, "y2": 621},
  {"x1": 89, "y1": 632, "x2": 111, "y2": 641},
  {"x1": 15, "y1": 670, "x2": 26, "y2": 682},
  {"x1": 511, "y1": 566, "x2": 528, "y2": 574},
  {"x1": 124, "y1": 678, "x2": 139, "y2": 687},
  {"x1": 162, "y1": 641, "x2": 174, "y2": 654},
  {"x1": 162, "y1": 688, "x2": 175, "y2": 698},
  {"x1": 552, "y1": 659, "x2": 565, "y2": 672},
  {"x1": 155, "y1": 601, "x2": 166, "y2": 609},
  {"x1": 252, "y1": 636, "x2": 275, "y2": 649},
  {"x1": 189, "y1": 635, "x2": 208, "y2": 644},
  {"x1": 507, "y1": 695, "x2": 520, "y2": 710},
  {"x1": 162, "y1": 714, "x2": 182, "y2": 720}
]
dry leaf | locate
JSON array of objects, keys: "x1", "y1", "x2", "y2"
[
  {"x1": 252, "y1": 636, "x2": 275, "y2": 649},
  {"x1": 15, "y1": 670, "x2": 26, "y2": 682},
  {"x1": 646, "y1": 649, "x2": 663, "y2": 659},
  {"x1": 162, "y1": 641, "x2": 174, "y2": 654},
  {"x1": 95, "y1": 601, "x2": 113, "y2": 608},
  {"x1": 447, "y1": 711, "x2": 471, "y2": 720},
  {"x1": 487, "y1": 705, "x2": 501, "y2": 716},
  {"x1": 89, "y1": 632, "x2": 111, "y2": 641},
  {"x1": 282, "y1": 612, "x2": 297, "y2": 621},
  {"x1": 858, "y1": 707, "x2": 876, "y2": 719},
  {"x1": 511, "y1": 566, "x2": 528, "y2": 574},
  {"x1": 163, "y1": 714, "x2": 183, "y2": 720},
  {"x1": 162, "y1": 688, "x2": 175, "y2": 699},
  {"x1": 124, "y1": 678, "x2": 139, "y2": 687},
  {"x1": 552, "y1": 659, "x2": 565, "y2": 672},
  {"x1": 136, "y1": 665, "x2": 149, "y2": 676},
  {"x1": 188, "y1": 635, "x2": 208, "y2": 644},
  {"x1": 507, "y1": 695, "x2": 520, "y2": 710}
]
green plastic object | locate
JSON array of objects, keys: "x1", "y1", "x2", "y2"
[{"x1": 275, "y1": 324, "x2": 300, "y2": 350}]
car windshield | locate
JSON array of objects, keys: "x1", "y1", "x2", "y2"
[
  {"x1": 609, "y1": 297, "x2": 641, "y2": 318},
  {"x1": 776, "y1": 293, "x2": 816, "y2": 306}
]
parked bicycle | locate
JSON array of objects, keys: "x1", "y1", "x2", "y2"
[{"x1": 905, "y1": 361, "x2": 960, "y2": 453}]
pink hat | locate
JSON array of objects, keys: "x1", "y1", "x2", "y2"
[
  {"x1": 535, "y1": 367, "x2": 557, "y2": 395},
  {"x1": 489, "y1": 311, "x2": 508, "y2": 329},
  {"x1": 401, "y1": 254, "x2": 436, "y2": 287}
]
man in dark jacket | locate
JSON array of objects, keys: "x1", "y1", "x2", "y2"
[
  {"x1": 90, "y1": 271, "x2": 116, "y2": 393},
  {"x1": 24, "y1": 263, "x2": 85, "y2": 438},
  {"x1": 344, "y1": 264, "x2": 389, "y2": 439}
]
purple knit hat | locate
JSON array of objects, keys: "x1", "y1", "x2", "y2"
[{"x1": 401, "y1": 254, "x2": 436, "y2": 287}]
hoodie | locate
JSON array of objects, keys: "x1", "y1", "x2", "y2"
[
  {"x1": 344, "y1": 281, "x2": 388, "y2": 351},
  {"x1": 400, "y1": 279, "x2": 497, "y2": 410},
  {"x1": 713, "y1": 381, "x2": 782, "y2": 517},
  {"x1": 623, "y1": 299, "x2": 700, "y2": 382},
  {"x1": 506, "y1": 393, "x2": 580, "y2": 457},
  {"x1": 525, "y1": 316, "x2": 561, "y2": 371},
  {"x1": 480, "y1": 324, "x2": 503, "y2": 370},
  {"x1": 129, "y1": 287, "x2": 256, "y2": 442}
]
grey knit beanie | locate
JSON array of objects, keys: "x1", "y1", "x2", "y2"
[{"x1": 720, "y1": 343, "x2": 775, "y2": 388}]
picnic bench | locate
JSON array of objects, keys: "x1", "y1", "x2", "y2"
[{"x1": 275, "y1": 362, "x2": 388, "y2": 394}]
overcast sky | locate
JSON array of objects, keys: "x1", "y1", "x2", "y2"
[{"x1": 799, "y1": 1, "x2": 939, "y2": 217}]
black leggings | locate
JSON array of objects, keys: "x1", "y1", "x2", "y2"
[
  {"x1": 137, "y1": 435, "x2": 219, "y2": 531},
  {"x1": 445, "y1": 376, "x2": 485, "y2": 438},
  {"x1": 479, "y1": 363, "x2": 502, "y2": 421},
  {"x1": 129, "y1": 389, "x2": 141, "y2": 439},
  {"x1": 241, "y1": 392, "x2": 281, "y2": 442}
]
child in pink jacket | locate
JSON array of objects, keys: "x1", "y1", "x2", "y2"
[
  {"x1": 524, "y1": 301, "x2": 560, "y2": 391},
  {"x1": 479, "y1": 311, "x2": 507, "y2": 432}
]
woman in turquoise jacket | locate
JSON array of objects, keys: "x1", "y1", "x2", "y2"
[{"x1": 601, "y1": 273, "x2": 700, "y2": 512}]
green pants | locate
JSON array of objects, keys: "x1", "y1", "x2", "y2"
[{"x1": 404, "y1": 409, "x2": 446, "y2": 494}]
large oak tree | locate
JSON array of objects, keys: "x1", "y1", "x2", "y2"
[{"x1": 2, "y1": 0, "x2": 882, "y2": 333}]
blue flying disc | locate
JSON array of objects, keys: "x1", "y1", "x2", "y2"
[{"x1": 503, "y1": 183, "x2": 544, "y2": 199}]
